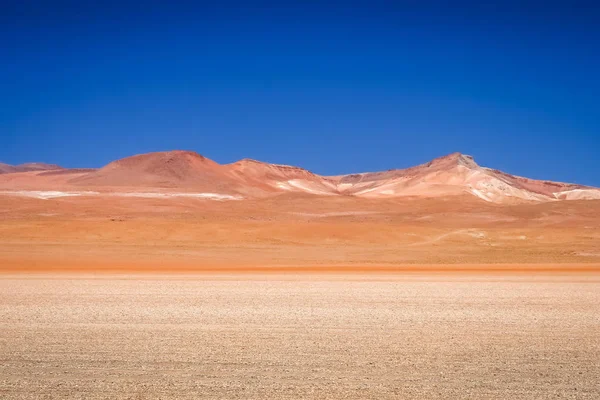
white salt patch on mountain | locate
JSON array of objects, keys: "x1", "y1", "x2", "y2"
[
  {"x1": 336, "y1": 183, "x2": 354, "y2": 192},
  {"x1": 468, "y1": 176, "x2": 552, "y2": 203},
  {"x1": 469, "y1": 188, "x2": 493, "y2": 202},
  {"x1": 110, "y1": 192, "x2": 243, "y2": 200},
  {"x1": 0, "y1": 190, "x2": 242, "y2": 201},
  {"x1": 277, "y1": 180, "x2": 337, "y2": 195},
  {"x1": 0, "y1": 190, "x2": 99, "y2": 199},
  {"x1": 276, "y1": 182, "x2": 293, "y2": 191},
  {"x1": 353, "y1": 181, "x2": 400, "y2": 196},
  {"x1": 554, "y1": 189, "x2": 600, "y2": 200}
]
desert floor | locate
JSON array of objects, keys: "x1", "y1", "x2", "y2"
[
  {"x1": 1, "y1": 195, "x2": 600, "y2": 270},
  {"x1": 1, "y1": 273, "x2": 599, "y2": 399}
]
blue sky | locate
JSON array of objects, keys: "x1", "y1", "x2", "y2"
[{"x1": 2, "y1": 1, "x2": 599, "y2": 185}]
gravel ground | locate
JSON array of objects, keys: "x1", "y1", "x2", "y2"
[{"x1": 0, "y1": 274, "x2": 599, "y2": 399}]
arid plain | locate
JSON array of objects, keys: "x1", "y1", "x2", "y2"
[
  {"x1": 1, "y1": 192, "x2": 600, "y2": 271},
  {"x1": 1, "y1": 274, "x2": 599, "y2": 399},
  {"x1": 1, "y1": 151, "x2": 600, "y2": 398}
]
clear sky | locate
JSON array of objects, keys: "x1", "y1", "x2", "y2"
[{"x1": 2, "y1": 1, "x2": 599, "y2": 185}]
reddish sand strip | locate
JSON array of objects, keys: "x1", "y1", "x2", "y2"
[{"x1": 2, "y1": 260, "x2": 600, "y2": 275}]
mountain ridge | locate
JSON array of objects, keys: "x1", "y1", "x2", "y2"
[
  {"x1": 0, "y1": 162, "x2": 63, "y2": 174},
  {"x1": 0, "y1": 150, "x2": 598, "y2": 203}
]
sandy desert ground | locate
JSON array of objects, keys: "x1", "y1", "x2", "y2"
[
  {"x1": 1, "y1": 273, "x2": 599, "y2": 399},
  {"x1": 1, "y1": 193, "x2": 600, "y2": 271}
]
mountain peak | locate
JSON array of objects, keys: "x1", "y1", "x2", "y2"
[
  {"x1": 234, "y1": 158, "x2": 268, "y2": 165},
  {"x1": 427, "y1": 152, "x2": 478, "y2": 169},
  {"x1": 147, "y1": 150, "x2": 207, "y2": 160},
  {"x1": 69, "y1": 150, "x2": 226, "y2": 188},
  {"x1": 107, "y1": 150, "x2": 211, "y2": 168}
]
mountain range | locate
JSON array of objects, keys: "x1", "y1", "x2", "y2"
[{"x1": 1, "y1": 150, "x2": 599, "y2": 203}]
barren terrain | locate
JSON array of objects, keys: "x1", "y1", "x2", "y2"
[
  {"x1": 2, "y1": 150, "x2": 600, "y2": 399},
  {"x1": 1, "y1": 274, "x2": 599, "y2": 399},
  {"x1": 2, "y1": 150, "x2": 600, "y2": 271},
  {"x1": 1, "y1": 193, "x2": 600, "y2": 271}
]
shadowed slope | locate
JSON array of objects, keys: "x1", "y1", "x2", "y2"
[
  {"x1": 0, "y1": 163, "x2": 17, "y2": 174},
  {"x1": 0, "y1": 162, "x2": 63, "y2": 174}
]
